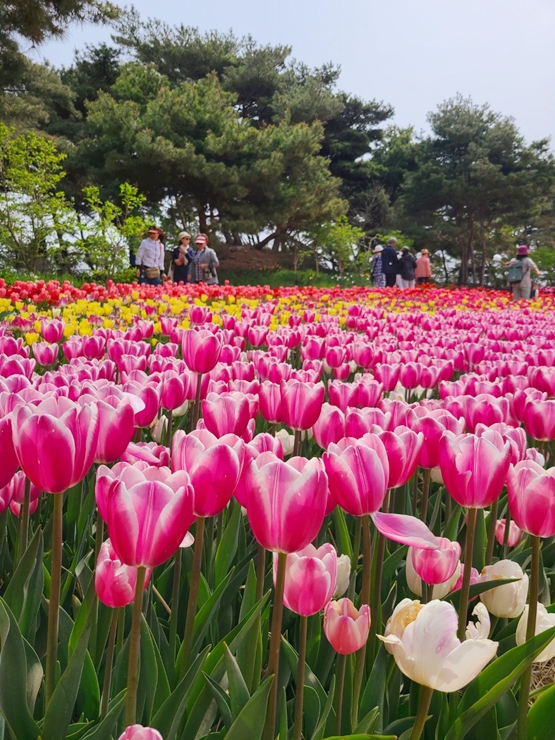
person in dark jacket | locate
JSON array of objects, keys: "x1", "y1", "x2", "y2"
[
  {"x1": 381, "y1": 238, "x2": 399, "y2": 287},
  {"x1": 171, "y1": 231, "x2": 194, "y2": 283},
  {"x1": 398, "y1": 247, "x2": 417, "y2": 289}
]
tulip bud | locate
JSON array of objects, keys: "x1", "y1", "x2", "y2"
[
  {"x1": 274, "y1": 544, "x2": 337, "y2": 616},
  {"x1": 118, "y1": 725, "x2": 163, "y2": 740},
  {"x1": 324, "y1": 598, "x2": 371, "y2": 654},
  {"x1": 480, "y1": 560, "x2": 528, "y2": 618},
  {"x1": 494, "y1": 519, "x2": 522, "y2": 547},
  {"x1": 150, "y1": 415, "x2": 168, "y2": 444},
  {"x1": 516, "y1": 604, "x2": 555, "y2": 662}
]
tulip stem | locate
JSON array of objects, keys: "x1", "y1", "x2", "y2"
[
  {"x1": 168, "y1": 548, "x2": 182, "y2": 670},
  {"x1": 335, "y1": 653, "x2": 347, "y2": 735},
  {"x1": 369, "y1": 500, "x2": 388, "y2": 661},
  {"x1": 181, "y1": 517, "x2": 205, "y2": 678},
  {"x1": 94, "y1": 516, "x2": 104, "y2": 564},
  {"x1": 125, "y1": 565, "x2": 146, "y2": 726},
  {"x1": 100, "y1": 607, "x2": 119, "y2": 718},
  {"x1": 264, "y1": 550, "x2": 287, "y2": 740},
  {"x1": 256, "y1": 543, "x2": 266, "y2": 603},
  {"x1": 457, "y1": 507, "x2": 477, "y2": 642},
  {"x1": 348, "y1": 516, "x2": 362, "y2": 601},
  {"x1": 485, "y1": 498, "x2": 499, "y2": 565},
  {"x1": 420, "y1": 469, "x2": 431, "y2": 523},
  {"x1": 410, "y1": 685, "x2": 434, "y2": 740},
  {"x1": 16, "y1": 476, "x2": 31, "y2": 566},
  {"x1": 502, "y1": 508, "x2": 512, "y2": 559},
  {"x1": 517, "y1": 534, "x2": 541, "y2": 740},
  {"x1": 412, "y1": 470, "x2": 419, "y2": 514},
  {"x1": 293, "y1": 615, "x2": 308, "y2": 740},
  {"x1": 45, "y1": 492, "x2": 64, "y2": 706},
  {"x1": 293, "y1": 429, "x2": 301, "y2": 457},
  {"x1": 352, "y1": 514, "x2": 371, "y2": 729},
  {"x1": 190, "y1": 373, "x2": 202, "y2": 432}
]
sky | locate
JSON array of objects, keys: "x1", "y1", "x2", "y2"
[{"x1": 35, "y1": 0, "x2": 555, "y2": 145}]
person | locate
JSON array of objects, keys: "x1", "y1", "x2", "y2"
[
  {"x1": 397, "y1": 247, "x2": 417, "y2": 289},
  {"x1": 507, "y1": 245, "x2": 540, "y2": 300},
  {"x1": 381, "y1": 238, "x2": 399, "y2": 288},
  {"x1": 172, "y1": 231, "x2": 194, "y2": 283},
  {"x1": 189, "y1": 234, "x2": 219, "y2": 284},
  {"x1": 370, "y1": 245, "x2": 386, "y2": 287},
  {"x1": 135, "y1": 226, "x2": 166, "y2": 286},
  {"x1": 415, "y1": 248, "x2": 433, "y2": 284}
]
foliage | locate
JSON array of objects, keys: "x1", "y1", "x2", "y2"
[{"x1": 306, "y1": 216, "x2": 365, "y2": 276}]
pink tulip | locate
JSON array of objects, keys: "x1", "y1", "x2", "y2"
[
  {"x1": 182, "y1": 329, "x2": 222, "y2": 374},
  {"x1": 356, "y1": 378, "x2": 383, "y2": 407},
  {"x1": 12, "y1": 398, "x2": 99, "y2": 493},
  {"x1": 84, "y1": 397, "x2": 136, "y2": 464},
  {"x1": 280, "y1": 380, "x2": 325, "y2": 430},
  {"x1": 507, "y1": 460, "x2": 555, "y2": 537},
  {"x1": 41, "y1": 319, "x2": 65, "y2": 343},
  {"x1": 33, "y1": 342, "x2": 58, "y2": 366},
  {"x1": 324, "y1": 598, "x2": 371, "y2": 654},
  {"x1": 328, "y1": 380, "x2": 358, "y2": 412},
  {"x1": 123, "y1": 382, "x2": 160, "y2": 428},
  {"x1": 201, "y1": 392, "x2": 251, "y2": 438},
  {"x1": 522, "y1": 399, "x2": 555, "y2": 441},
  {"x1": 249, "y1": 432, "x2": 284, "y2": 459},
  {"x1": 95, "y1": 539, "x2": 151, "y2": 608},
  {"x1": 345, "y1": 407, "x2": 391, "y2": 437},
  {"x1": 106, "y1": 466, "x2": 194, "y2": 567},
  {"x1": 244, "y1": 454, "x2": 328, "y2": 552},
  {"x1": 259, "y1": 381, "x2": 283, "y2": 424},
  {"x1": 120, "y1": 442, "x2": 170, "y2": 468},
  {"x1": 5, "y1": 470, "x2": 41, "y2": 517},
  {"x1": 0, "y1": 415, "x2": 19, "y2": 489},
  {"x1": 274, "y1": 543, "x2": 337, "y2": 616},
  {"x1": 117, "y1": 726, "x2": 163, "y2": 740},
  {"x1": 475, "y1": 422, "x2": 527, "y2": 465},
  {"x1": 414, "y1": 411, "x2": 465, "y2": 469},
  {"x1": 369, "y1": 426, "x2": 423, "y2": 489},
  {"x1": 411, "y1": 536, "x2": 461, "y2": 585},
  {"x1": 373, "y1": 363, "x2": 400, "y2": 392},
  {"x1": 172, "y1": 430, "x2": 242, "y2": 517},
  {"x1": 399, "y1": 362, "x2": 422, "y2": 390},
  {"x1": 438, "y1": 431, "x2": 511, "y2": 508},
  {"x1": 451, "y1": 564, "x2": 481, "y2": 593},
  {"x1": 313, "y1": 404, "x2": 345, "y2": 449},
  {"x1": 495, "y1": 519, "x2": 523, "y2": 547},
  {"x1": 159, "y1": 371, "x2": 189, "y2": 411}
]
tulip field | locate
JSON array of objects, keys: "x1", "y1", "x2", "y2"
[{"x1": 3, "y1": 279, "x2": 555, "y2": 740}]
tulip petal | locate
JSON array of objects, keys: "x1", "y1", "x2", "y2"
[{"x1": 372, "y1": 512, "x2": 439, "y2": 549}]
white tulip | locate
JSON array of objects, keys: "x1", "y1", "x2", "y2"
[
  {"x1": 333, "y1": 554, "x2": 351, "y2": 598},
  {"x1": 380, "y1": 599, "x2": 498, "y2": 692},
  {"x1": 516, "y1": 604, "x2": 555, "y2": 662},
  {"x1": 276, "y1": 429, "x2": 295, "y2": 456},
  {"x1": 150, "y1": 415, "x2": 167, "y2": 444},
  {"x1": 480, "y1": 560, "x2": 528, "y2": 618}
]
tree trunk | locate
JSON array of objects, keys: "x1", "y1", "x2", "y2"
[
  {"x1": 232, "y1": 232, "x2": 243, "y2": 246},
  {"x1": 479, "y1": 232, "x2": 487, "y2": 286},
  {"x1": 458, "y1": 235, "x2": 467, "y2": 285},
  {"x1": 197, "y1": 205, "x2": 208, "y2": 233},
  {"x1": 253, "y1": 232, "x2": 277, "y2": 250},
  {"x1": 469, "y1": 239, "x2": 477, "y2": 286}
]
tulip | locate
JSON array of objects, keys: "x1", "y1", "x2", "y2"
[
  {"x1": 313, "y1": 403, "x2": 345, "y2": 449},
  {"x1": 280, "y1": 379, "x2": 325, "y2": 431},
  {"x1": 33, "y1": 342, "x2": 59, "y2": 366},
  {"x1": 480, "y1": 560, "x2": 528, "y2": 618},
  {"x1": 201, "y1": 391, "x2": 251, "y2": 438},
  {"x1": 0, "y1": 415, "x2": 19, "y2": 489},
  {"x1": 117, "y1": 725, "x2": 163, "y2": 740},
  {"x1": 181, "y1": 328, "x2": 222, "y2": 374},
  {"x1": 41, "y1": 318, "x2": 65, "y2": 343},
  {"x1": 380, "y1": 599, "x2": 497, "y2": 692},
  {"x1": 507, "y1": 460, "x2": 555, "y2": 538},
  {"x1": 87, "y1": 397, "x2": 136, "y2": 465},
  {"x1": 6, "y1": 470, "x2": 41, "y2": 518},
  {"x1": 249, "y1": 432, "x2": 284, "y2": 459},
  {"x1": 259, "y1": 381, "x2": 283, "y2": 424},
  {"x1": 406, "y1": 554, "x2": 461, "y2": 600},
  {"x1": 324, "y1": 598, "x2": 371, "y2": 654},
  {"x1": 522, "y1": 398, "x2": 555, "y2": 441},
  {"x1": 333, "y1": 554, "x2": 352, "y2": 598},
  {"x1": 415, "y1": 412, "x2": 465, "y2": 469},
  {"x1": 411, "y1": 536, "x2": 461, "y2": 589},
  {"x1": 12, "y1": 397, "x2": 99, "y2": 494},
  {"x1": 121, "y1": 442, "x2": 170, "y2": 468},
  {"x1": 172, "y1": 430, "x2": 242, "y2": 517},
  {"x1": 516, "y1": 604, "x2": 555, "y2": 662},
  {"x1": 495, "y1": 519, "x2": 522, "y2": 547},
  {"x1": 451, "y1": 563, "x2": 480, "y2": 593},
  {"x1": 274, "y1": 543, "x2": 337, "y2": 616},
  {"x1": 95, "y1": 539, "x2": 151, "y2": 609},
  {"x1": 369, "y1": 426, "x2": 423, "y2": 489}
]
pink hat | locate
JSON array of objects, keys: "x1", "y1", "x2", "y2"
[{"x1": 517, "y1": 245, "x2": 530, "y2": 255}]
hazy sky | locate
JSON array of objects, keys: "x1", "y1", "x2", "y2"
[{"x1": 35, "y1": 0, "x2": 555, "y2": 145}]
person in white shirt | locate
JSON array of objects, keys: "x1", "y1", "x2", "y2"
[{"x1": 135, "y1": 226, "x2": 166, "y2": 285}]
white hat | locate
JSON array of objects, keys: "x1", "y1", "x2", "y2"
[{"x1": 373, "y1": 245, "x2": 384, "y2": 253}]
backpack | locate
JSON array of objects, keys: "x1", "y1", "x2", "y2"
[{"x1": 507, "y1": 261, "x2": 524, "y2": 284}]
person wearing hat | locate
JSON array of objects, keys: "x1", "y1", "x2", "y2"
[
  {"x1": 135, "y1": 226, "x2": 166, "y2": 285},
  {"x1": 506, "y1": 245, "x2": 540, "y2": 300},
  {"x1": 171, "y1": 231, "x2": 194, "y2": 283},
  {"x1": 370, "y1": 245, "x2": 386, "y2": 287},
  {"x1": 415, "y1": 248, "x2": 433, "y2": 285},
  {"x1": 189, "y1": 234, "x2": 220, "y2": 285},
  {"x1": 381, "y1": 238, "x2": 400, "y2": 288}
]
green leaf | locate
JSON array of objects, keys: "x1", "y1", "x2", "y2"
[
  {"x1": 333, "y1": 508, "x2": 353, "y2": 560},
  {"x1": 214, "y1": 501, "x2": 241, "y2": 585},
  {"x1": 191, "y1": 569, "x2": 234, "y2": 655},
  {"x1": 322, "y1": 735, "x2": 396, "y2": 739},
  {"x1": 224, "y1": 643, "x2": 250, "y2": 719},
  {"x1": 446, "y1": 578, "x2": 520, "y2": 609},
  {"x1": 150, "y1": 646, "x2": 210, "y2": 740},
  {"x1": 527, "y1": 680, "x2": 555, "y2": 739},
  {"x1": 354, "y1": 707, "x2": 380, "y2": 735},
  {"x1": 446, "y1": 624, "x2": 555, "y2": 739},
  {"x1": 136, "y1": 617, "x2": 159, "y2": 725},
  {"x1": 0, "y1": 599, "x2": 40, "y2": 740},
  {"x1": 42, "y1": 625, "x2": 91, "y2": 740},
  {"x1": 304, "y1": 686, "x2": 321, "y2": 740},
  {"x1": 80, "y1": 689, "x2": 126, "y2": 740},
  {"x1": 203, "y1": 672, "x2": 233, "y2": 728},
  {"x1": 311, "y1": 676, "x2": 335, "y2": 740},
  {"x1": 3, "y1": 528, "x2": 43, "y2": 641},
  {"x1": 281, "y1": 635, "x2": 328, "y2": 710},
  {"x1": 359, "y1": 644, "x2": 389, "y2": 732},
  {"x1": 224, "y1": 675, "x2": 274, "y2": 740}
]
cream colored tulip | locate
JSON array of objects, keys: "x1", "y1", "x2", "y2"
[
  {"x1": 516, "y1": 604, "x2": 555, "y2": 662},
  {"x1": 380, "y1": 599, "x2": 498, "y2": 692},
  {"x1": 333, "y1": 554, "x2": 351, "y2": 598},
  {"x1": 480, "y1": 560, "x2": 528, "y2": 618}
]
